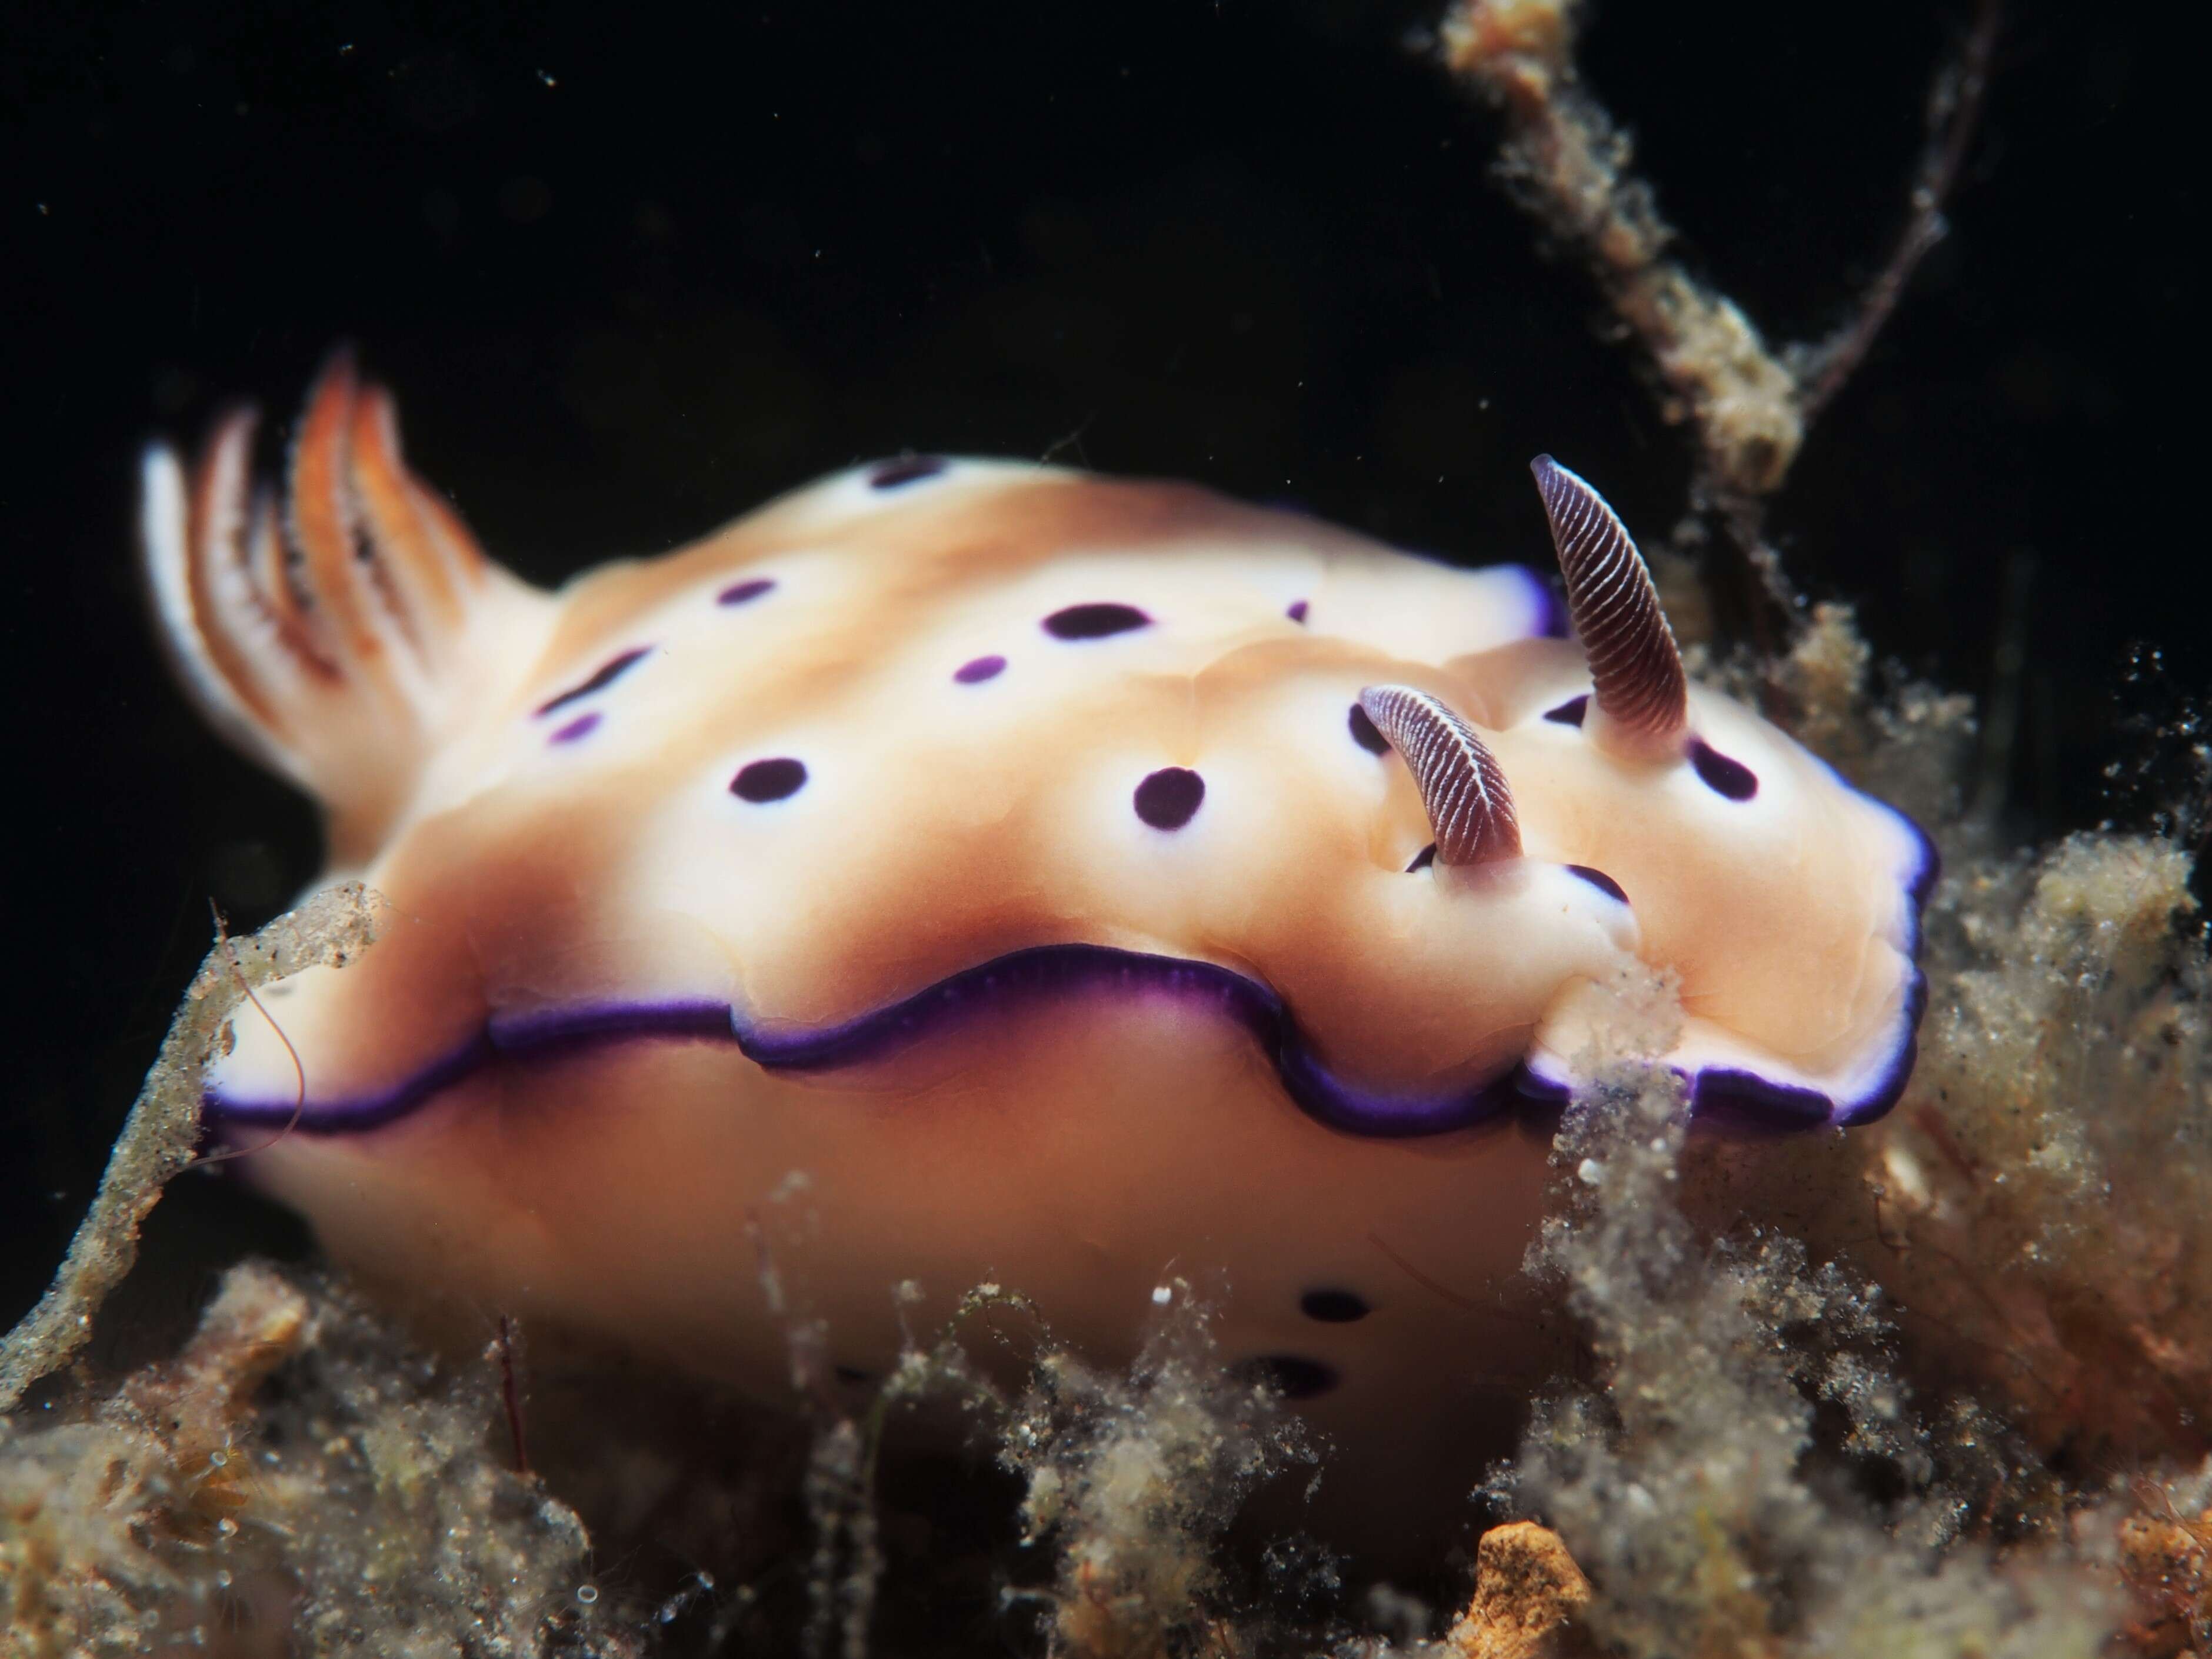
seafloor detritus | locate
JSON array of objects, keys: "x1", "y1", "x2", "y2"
[
  {"x1": 0, "y1": 881, "x2": 381, "y2": 1418},
  {"x1": 135, "y1": 353, "x2": 1928, "y2": 1544},
  {"x1": 0, "y1": 1262, "x2": 634, "y2": 1659}
]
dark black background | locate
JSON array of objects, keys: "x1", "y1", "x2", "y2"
[{"x1": 0, "y1": 2, "x2": 2192, "y2": 1331}]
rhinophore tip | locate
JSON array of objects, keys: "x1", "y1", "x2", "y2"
[
  {"x1": 1357, "y1": 685, "x2": 1521, "y2": 866},
  {"x1": 1530, "y1": 455, "x2": 1687, "y2": 758}
]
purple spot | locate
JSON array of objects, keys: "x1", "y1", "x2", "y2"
[
  {"x1": 1044, "y1": 602, "x2": 1150, "y2": 641},
  {"x1": 1286, "y1": 599, "x2": 1310, "y2": 624},
  {"x1": 1240, "y1": 1355, "x2": 1340, "y2": 1401},
  {"x1": 718, "y1": 577, "x2": 776, "y2": 607},
  {"x1": 1543, "y1": 694, "x2": 1590, "y2": 728},
  {"x1": 954, "y1": 654, "x2": 1007, "y2": 684},
  {"x1": 834, "y1": 1364, "x2": 874, "y2": 1385},
  {"x1": 535, "y1": 646, "x2": 650, "y2": 717},
  {"x1": 1300, "y1": 1288, "x2": 1369, "y2": 1323},
  {"x1": 1348, "y1": 704, "x2": 1389, "y2": 755},
  {"x1": 1690, "y1": 739, "x2": 1759, "y2": 801},
  {"x1": 1565, "y1": 864, "x2": 1627, "y2": 902},
  {"x1": 870, "y1": 455, "x2": 947, "y2": 489},
  {"x1": 549, "y1": 712, "x2": 601, "y2": 745},
  {"x1": 1134, "y1": 767, "x2": 1205, "y2": 830},
  {"x1": 1405, "y1": 843, "x2": 1437, "y2": 872},
  {"x1": 731, "y1": 757, "x2": 808, "y2": 802}
]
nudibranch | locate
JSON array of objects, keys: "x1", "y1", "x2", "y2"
[{"x1": 141, "y1": 356, "x2": 1930, "y2": 1531}]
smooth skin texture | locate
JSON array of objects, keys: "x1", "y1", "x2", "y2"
[{"x1": 141, "y1": 357, "x2": 1929, "y2": 1545}]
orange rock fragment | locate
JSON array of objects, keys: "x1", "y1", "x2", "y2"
[
  {"x1": 2117, "y1": 1505, "x2": 2212, "y2": 1659},
  {"x1": 1446, "y1": 1521, "x2": 1596, "y2": 1659},
  {"x1": 118, "y1": 1261, "x2": 311, "y2": 1523}
]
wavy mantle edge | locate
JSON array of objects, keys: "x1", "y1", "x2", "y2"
[{"x1": 205, "y1": 812, "x2": 1934, "y2": 1142}]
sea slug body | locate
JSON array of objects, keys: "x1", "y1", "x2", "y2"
[{"x1": 139, "y1": 354, "x2": 1932, "y2": 1540}]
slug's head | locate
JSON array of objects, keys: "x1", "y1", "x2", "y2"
[{"x1": 1445, "y1": 457, "x2": 1934, "y2": 1124}]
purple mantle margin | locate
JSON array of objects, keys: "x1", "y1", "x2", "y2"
[{"x1": 206, "y1": 803, "x2": 1936, "y2": 1142}]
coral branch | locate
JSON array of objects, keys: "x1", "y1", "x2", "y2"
[
  {"x1": 1440, "y1": 0, "x2": 1803, "y2": 505},
  {"x1": 494, "y1": 1313, "x2": 530, "y2": 1476},
  {"x1": 1794, "y1": 0, "x2": 2001, "y2": 424},
  {"x1": 0, "y1": 882, "x2": 382, "y2": 1414},
  {"x1": 1441, "y1": 0, "x2": 2000, "y2": 641}
]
